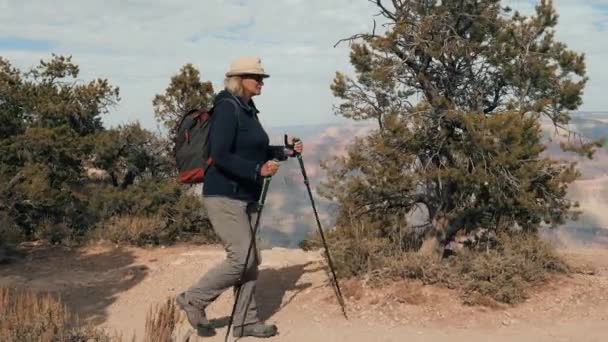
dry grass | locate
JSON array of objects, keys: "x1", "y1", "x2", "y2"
[
  {"x1": 340, "y1": 279, "x2": 365, "y2": 301},
  {"x1": 1, "y1": 287, "x2": 182, "y2": 341},
  {"x1": 387, "y1": 281, "x2": 427, "y2": 305},
  {"x1": 0, "y1": 287, "x2": 116, "y2": 341},
  {"x1": 96, "y1": 215, "x2": 167, "y2": 246},
  {"x1": 143, "y1": 298, "x2": 180, "y2": 342},
  {"x1": 93, "y1": 211, "x2": 218, "y2": 247},
  {"x1": 459, "y1": 232, "x2": 570, "y2": 305},
  {"x1": 308, "y1": 228, "x2": 571, "y2": 306}
]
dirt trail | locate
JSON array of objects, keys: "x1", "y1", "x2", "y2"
[{"x1": 1, "y1": 243, "x2": 607, "y2": 342}]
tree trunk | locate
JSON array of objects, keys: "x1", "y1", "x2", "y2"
[
  {"x1": 121, "y1": 170, "x2": 137, "y2": 189},
  {"x1": 418, "y1": 216, "x2": 449, "y2": 258},
  {"x1": 0, "y1": 245, "x2": 8, "y2": 264}
]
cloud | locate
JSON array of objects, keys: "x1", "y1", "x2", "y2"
[{"x1": 0, "y1": 0, "x2": 606, "y2": 131}]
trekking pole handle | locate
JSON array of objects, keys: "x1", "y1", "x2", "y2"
[
  {"x1": 284, "y1": 134, "x2": 290, "y2": 148},
  {"x1": 284, "y1": 134, "x2": 302, "y2": 156}
]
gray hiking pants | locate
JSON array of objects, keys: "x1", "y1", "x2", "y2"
[{"x1": 184, "y1": 196, "x2": 261, "y2": 327}]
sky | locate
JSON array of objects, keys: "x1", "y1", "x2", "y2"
[{"x1": 0, "y1": 0, "x2": 607, "y2": 131}]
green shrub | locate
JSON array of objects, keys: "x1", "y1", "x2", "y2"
[
  {"x1": 89, "y1": 180, "x2": 218, "y2": 246},
  {"x1": 305, "y1": 228, "x2": 569, "y2": 305}
]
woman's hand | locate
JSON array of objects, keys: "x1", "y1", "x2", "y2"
[
  {"x1": 292, "y1": 138, "x2": 303, "y2": 154},
  {"x1": 260, "y1": 160, "x2": 280, "y2": 177},
  {"x1": 286, "y1": 136, "x2": 303, "y2": 156}
]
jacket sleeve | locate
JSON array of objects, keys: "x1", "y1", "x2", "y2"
[
  {"x1": 266, "y1": 145, "x2": 289, "y2": 161},
  {"x1": 209, "y1": 101, "x2": 261, "y2": 182}
]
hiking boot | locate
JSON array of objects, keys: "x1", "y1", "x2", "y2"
[
  {"x1": 233, "y1": 322, "x2": 278, "y2": 338},
  {"x1": 176, "y1": 292, "x2": 210, "y2": 329}
]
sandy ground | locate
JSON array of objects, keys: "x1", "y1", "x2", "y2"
[{"x1": 1, "y1": 242, "x2": 607, "y2": 342}]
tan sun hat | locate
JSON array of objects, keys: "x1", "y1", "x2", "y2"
[{"x1": 225, "y1": 56, "x2": 270, "y2": 78}]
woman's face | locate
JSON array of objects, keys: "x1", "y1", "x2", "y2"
[{"x1": 241, "y1": 74, "x2": 265, "y2": 97}]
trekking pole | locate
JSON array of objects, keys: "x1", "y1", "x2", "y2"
[
  {"x1": 225, "y1": 175, "x2": 273, "y2": 342},
  {"x1": 286, "y1": 135, "x2": 348, "y2": 319}
]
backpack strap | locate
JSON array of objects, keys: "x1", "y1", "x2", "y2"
[
  {"x1": 213, "y1": 97, "x2": 241, "y2": 130},
  {"x1": 208, "y1": 97, "x2": 242, "y2": 158}
]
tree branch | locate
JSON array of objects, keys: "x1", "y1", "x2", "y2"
[
  {"x1": 483, "y1": 78, "x2": 505, "y2": 114},
  {"x1": 372, "y1": 0, "x2": 397, "y2": 21},
  {"x1": 334, "y1": 19, "x2": 377, "y2": 48}
]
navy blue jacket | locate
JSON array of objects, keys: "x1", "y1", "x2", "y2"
[{"x1": 203, "y1": 90, "x2": 288, "y2": 202}]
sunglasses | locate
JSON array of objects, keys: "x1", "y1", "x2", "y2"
[{"x1": 242, "y1": 74, "x2": 265, "y2": 82}]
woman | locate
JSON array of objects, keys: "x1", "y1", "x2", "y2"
[{"x1": 177, "y1": 56, "x2": 303, "y2": 338}]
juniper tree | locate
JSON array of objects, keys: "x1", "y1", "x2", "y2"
[
  {"x1": 0, "y1": 55, "x2": 120, "y2": 241},
  {"x1": 88, "y1": 122, "x2": 173, "y2": 188},
  {"x1": 323, "y1": 0, "x2": 603, "y2": 250},
  {"x1": 152, "y1": 63, "x2": 214, "y2": 134},
  {"x1": 0, "y1": 56, "x2": 212, "y2": 244}
]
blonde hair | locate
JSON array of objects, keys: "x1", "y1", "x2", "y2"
[{"x1": 224, "y1": 76, "x2": 244, "y2": 97}]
